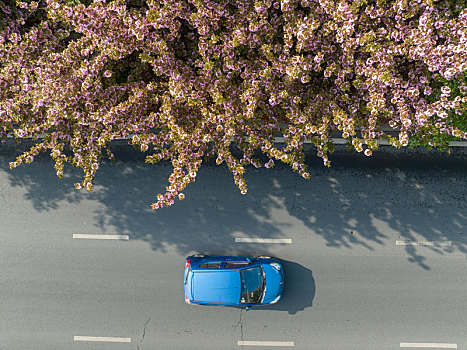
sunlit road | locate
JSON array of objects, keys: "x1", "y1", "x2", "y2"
[{"x1": 1, "y1": 142, "x2": 466, "y2": 349}]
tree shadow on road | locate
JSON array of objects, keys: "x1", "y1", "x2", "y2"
[
  {"x1": 1, "y1": 140, "x2": 466, "y2": 270},
  {"x1": 0, "y1": 141, "x2": 84, "y2": 211},
  {"x1": 294, "y1": 146, "x2": 467, "y2": 270}
]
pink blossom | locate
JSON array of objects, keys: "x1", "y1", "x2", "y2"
[{"x1": 1, "y1": 0, "x2": 465, "y2": 210}]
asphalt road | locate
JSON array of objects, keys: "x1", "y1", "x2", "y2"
[{"x1": 1, "y1": 143, "x2": 466, "y2": 349}]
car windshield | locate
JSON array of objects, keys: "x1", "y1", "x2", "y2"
[{"x1": 240, "y1": 266, "x2": 265, "y2": 304}]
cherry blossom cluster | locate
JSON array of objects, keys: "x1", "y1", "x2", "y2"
[{"x1": 1, "y1": 0, "x2": 466, "y2": 209}]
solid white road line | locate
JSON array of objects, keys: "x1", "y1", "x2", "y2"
[
  {"x1": 396, "y1": 240, "x2": 451, "y2": 246},
  {"x1": 449, "y1": 141, "x2": 466, "y2": 147},
  {"x1": 271, "y1": 137, "x2": 467, "y2": 147},
  {"x1": 73, "y1": 234, "x2": 129, "y2": 240},
  {"x1": 235, "y1": 238, "x2": 292, "y2": 244},
  {"x1": 74, "y1": 336, "x2": 131, "y2": 342},
  {"x1": 270, "y1": 137, "x2": 467, "y2": 147},
  {"x1": 400, "y1": 343, "x2": 457, "y2": 348},
  {"x1": 238, "y1": 341, "x2": 294, "y2": 347}
]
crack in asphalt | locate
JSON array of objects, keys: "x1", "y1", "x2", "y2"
[
  {"x1": 291, "y1": 183, "x2": 297, "y2": 210},
  {"x1": 142, "y1": 317, "x2": 151, "y2": 340},
  {"x1": 234, "y1": 308, "x2": 244, "y2": 341},
  {"x1": 137, "y1": 317, "x2": 151, "y2": 350}
]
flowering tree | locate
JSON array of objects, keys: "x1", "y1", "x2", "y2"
[{"x1": 1, "y1": 0, "x2": 466, "y2": 209}]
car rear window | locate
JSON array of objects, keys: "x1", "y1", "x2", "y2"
[
  {"x1": 200, "y1": 262, "x2": 221, "y2": 268},
  {"x1": 185, "y1": 265, "x2": 191, "y2": 284}
]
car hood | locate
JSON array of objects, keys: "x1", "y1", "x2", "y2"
[{"x1": 261, "y1": 264, "x2": 284, "y2": 304}]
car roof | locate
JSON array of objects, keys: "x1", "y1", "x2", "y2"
[{"x1": 192, "y1": 270, "x2": 241, "y2": 304}]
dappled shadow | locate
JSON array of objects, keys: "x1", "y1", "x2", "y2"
[
  {"x1": 0, "y1": 141, "x2": 84, "y2": 211},
  {"x1": 296, "y1": 146, "x2": 467, "y2": 270},
  {"x1": 89, "y1": 158, "x2": 289, "y2": 255},
  {"x1": 1, "y1": 139, "x2": 466, "y2": 269}
]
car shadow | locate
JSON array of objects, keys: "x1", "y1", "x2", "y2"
[
  {"x1": 185, "y1": 259, "x2": 315, "y2": 315},
  {"x1": 251, "y1": 259, "x2": 315, "y2": 315}
]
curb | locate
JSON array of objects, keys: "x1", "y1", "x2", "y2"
[{"x1": 4, "y1": 134, "x2": 467, "y2": 147}]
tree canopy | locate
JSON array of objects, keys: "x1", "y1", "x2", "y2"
[{"x1": 1, "y1": 0, "x2": 466, "y2": 208}]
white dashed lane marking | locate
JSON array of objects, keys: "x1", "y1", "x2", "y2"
[
  {"x1": 74, "y1": 336, "x2": 131, "y2": 342},
  {"x1": 235, "y1": 238, "x2": 292, "y2": 244},
  {"x1": 400, "y1": 343, "x2": 457, "y2": 348},
  {"x1": 238, "y1": 340, "x2": 294, "y2": 347},
  {"x1": 396, "y1": 240, "x2": 451, "y2": 246},
  {"x1": 73, "y1": 234, "x2": 129, "y2": 240}
]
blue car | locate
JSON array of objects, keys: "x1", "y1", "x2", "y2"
[{"x1": 184, "y1": 255, "x2": 284, "y2": 307}]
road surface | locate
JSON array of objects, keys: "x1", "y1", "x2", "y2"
[{"x1": 1, "y1": 143, "x2": 466, "y2": 349}]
